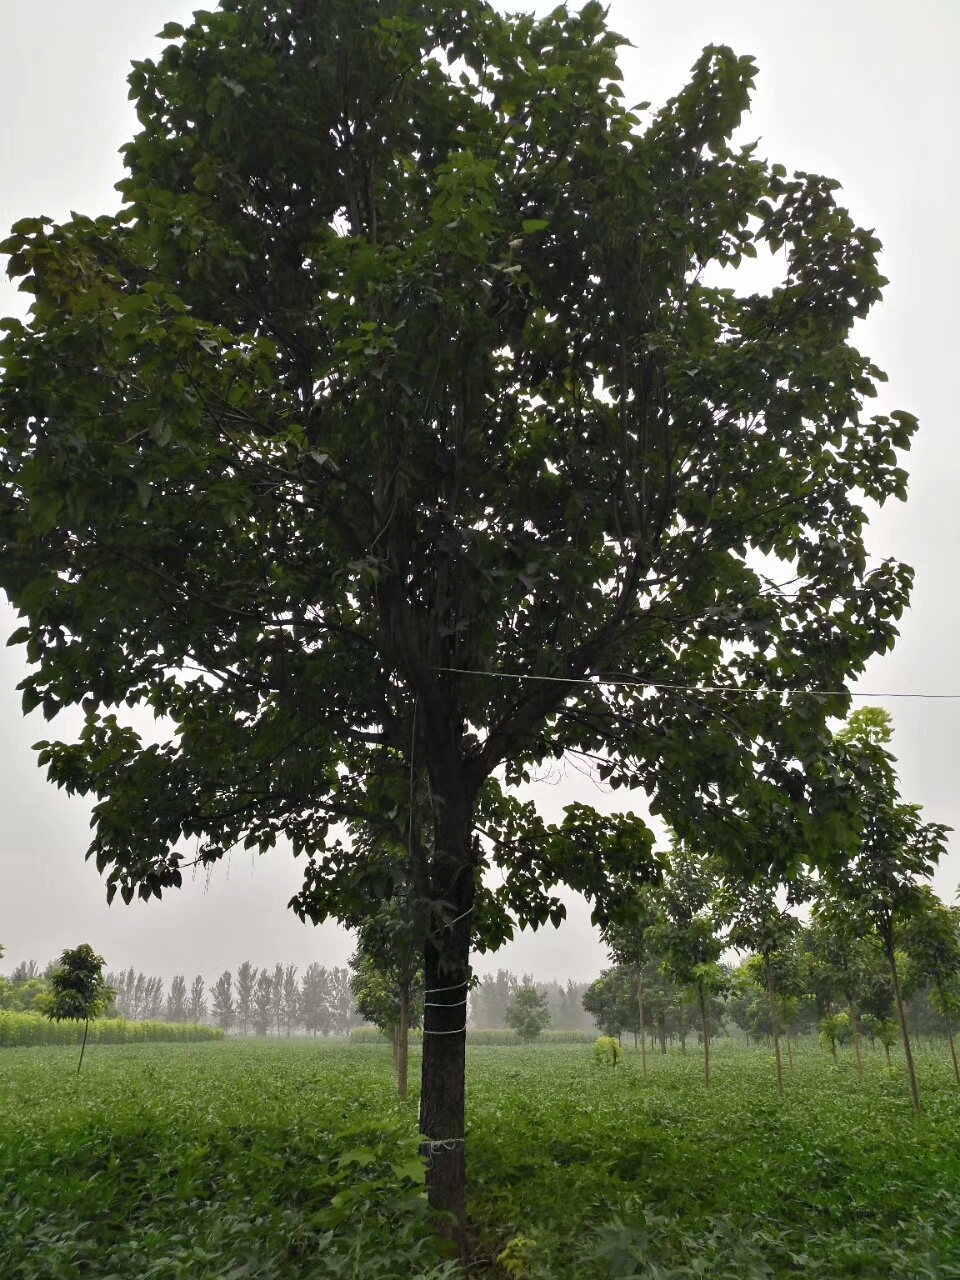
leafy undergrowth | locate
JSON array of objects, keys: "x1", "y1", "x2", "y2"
[
  {"x1": 3, "y1": 1039, "x2": 959, "y2": 1278},
  {"x1": 466, "y1": 1041, "x2": 960, "y2": 1277},
  {"x1": 0, "y1": 1041, "x2": 456, "y2": 1279}
]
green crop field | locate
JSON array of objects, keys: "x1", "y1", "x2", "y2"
[{"x1": 2, "y1": 1038, "x2": 959, "y2": 1278}]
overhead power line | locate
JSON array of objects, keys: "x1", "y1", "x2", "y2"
[{"x1": 432, "y1": 666, "x2": 960, "y2": 700}]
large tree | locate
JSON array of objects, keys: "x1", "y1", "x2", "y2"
[{"x1": 0, "y1": 0, "x2": 915, "y2": 1228}]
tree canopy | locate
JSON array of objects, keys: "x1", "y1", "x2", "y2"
[{"x1": 0, "y1": 0, "x2": 918, "y2": 1224}]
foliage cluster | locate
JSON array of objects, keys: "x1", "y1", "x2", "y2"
[
  {"x1": 0, "y1": 958, "x2": 53, "y2": 1013},
  {"x1": 593, "y1": 1036, "x2": 623, "y2": 1066},
  {"x1": 504, "y1": 985, "x2": 552, "y2": 1043}
]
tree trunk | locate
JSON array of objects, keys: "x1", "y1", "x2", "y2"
[
  {"x1": 698, "y1": 986, "x2": 710, "y2": 1088},
  {"x1": 884, "y1": 928, "x2": 920, "y2": 1114},
  {"x1": 419, "y1": 806, "x2": 474, "y2": 1251},
  {"x1": 946, "y1": 1021, "x2": 960, "y2": 1088},
  {"x1": 77, "y1": 1018, "x2": 89, "y2": 1075},
  {"x1": 397, "y1": 984, "x2": 410, "y2": 1102},
  {"x1": 765, "y1": 958, "x2": 783, "y2": 1100},
  {"x1": 848, "y1": 997, "x2": 863, "y2": 1080},
  {"x1": 637, "y1": 970, "x2": 647, "y2": 1077},
  {"x1": 937, "y1": 983, "x2": 960, "y2": 1087}
]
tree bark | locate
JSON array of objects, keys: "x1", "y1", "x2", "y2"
[
  {"x1": 419, "y1": 805, "x2": 474, "y2": 1252},
  {"x1": 765, "y1": 957, "x2": 783, "y2": 1100},
  {"x1": 884, "y1": 928, "x2": 921, "y2": 1114}
]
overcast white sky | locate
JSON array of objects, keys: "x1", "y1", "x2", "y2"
[{"x1": 1, "y1": 1, "x2": 958, "y2": 985}]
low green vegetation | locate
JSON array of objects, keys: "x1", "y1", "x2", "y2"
[
  {"x1": 2, "y1": 1038, "x2": 958, "y2": 1278},
  {"x1": 0, "y1": 1010, "x2": 223, "y2": 1048}
]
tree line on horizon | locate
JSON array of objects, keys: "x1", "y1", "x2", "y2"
[
  {"x1": 1, "y1": 955, "x2": 600, "y2": 1037},
  {"x1": 0, "y1": 959, "x2": 360, "y2": 1037}
]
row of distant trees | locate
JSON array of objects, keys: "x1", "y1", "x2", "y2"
[
  {"x1": 586, "y1": 916, "x2": 957, "y2": 1060},
  {"x1": 108, "y1": 962, "x2": 362, "y2": 1037},
  {"x1": 2, "y1": 954, "x2": 598, "y2": 1041},
  {"x1": 0, "y1": 959, "x2": 362, "y2": 1038},
  {"x1": 580, "y1": 709, "x2": 959, "y2": 1112}
]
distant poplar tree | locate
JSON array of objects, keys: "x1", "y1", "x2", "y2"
[
  {"x1": 282, "y1": 965, "x2": 300, "y2": 1037},
  {"x1": 328, "y1": 968, "x2": 358, "y2": 1038},
  {"x1": 300, "y1": 964, "x2": 331, "y2": 1038},
  {"x1": 210, "y1": 971, "x2": 235, "y2": 1034},
  {"x1": 252, "y1": 970, "x2": 273, "y2": 1036},
  {"x1": 187, "y1": 975, "x2": 206, "y2": 1023},
  {"x1": 271, "y1": 962, "x2": 285, "y2": 1037},
  {"x1": 132, "y1": 972, "x2": 147, "y2": 1021},
  {"x1": 145, "y1": 975, "x2": 165, "y2": 1021},
  {"x1": 235, "y1": 962, "x2": 256, "y2": 1036},
  {"x1": 166, "y1": 974, "x2": 187, "y2": 1023}
]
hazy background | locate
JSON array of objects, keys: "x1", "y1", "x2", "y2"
[{"x1": 1, "y1": 1, "x2": 957, "y2": 983}]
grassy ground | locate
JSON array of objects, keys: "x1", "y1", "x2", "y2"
[{"x1": 2, "y1": 1037, "x2": 958, "y2": 1278}]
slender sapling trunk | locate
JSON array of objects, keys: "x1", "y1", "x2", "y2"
[
  {"x1": 699, "y1": 985, "x2": 710, "y2": 1087},
  {"x1": 765, "y1": 956, "x2": 784, "y2": 1099},
  {"x1": 397, "y1": 984, "x2": 410, "y2": 1102},
  {"x1": 637, "y1": 970, "x2": 647, "y2": 1077},
  {"x1": 937, "y1": 983, "x2": 960, "y2": 1087},
  {"x1": 884, "y1": 928, "x2": 921, "y2": 1114},
  {"x1": 848, "y1": 996, "x2": 863, "y2": 1080}
]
